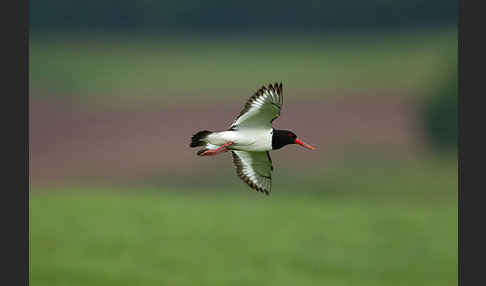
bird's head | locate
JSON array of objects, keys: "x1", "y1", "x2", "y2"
[{"x1": 272, "y1": 130, "x2": 315, "y2": 150}]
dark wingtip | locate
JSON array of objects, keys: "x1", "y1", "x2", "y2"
[{"x1": 268, "y1": 82, "x2": 282, "y2": 95}]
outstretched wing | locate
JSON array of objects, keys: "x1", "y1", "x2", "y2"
[
  {"x1": 230, "y1": 82, "x2": 283, "y2": 130},
  {"x1": 231, "y1": 150, "x2": 273, "y2": 195}
]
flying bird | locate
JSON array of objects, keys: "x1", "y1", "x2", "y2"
[{"x1": 189, "y1": 82, "x2": 315, "y2": 195}]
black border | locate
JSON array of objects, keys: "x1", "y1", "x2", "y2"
[
  {"x1": 3, "y1": 0, "x2": 30, "y2": 284},
  {"x1": 0, "y1": 0, "x2": 28, "y2": 281},
  {"x1": 26, "y1": 0, "x2": 30, "y2": 282},
  {"x1": 458, "y1": 0, "x2": 466, "y2": 283},
  {"x1": 459, "y1": 0, "x2": 478, "y2": 283}
]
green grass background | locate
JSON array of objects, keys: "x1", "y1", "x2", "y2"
[
  {"x1": 30, "y1": 27, "x2": 457, "y2": 103},
  {"x1": 30, "y1": 157, "x2": 457, "y2": 286},
  {"x1": 30, "y1": 26, "x2": 457, "y2": 285}
]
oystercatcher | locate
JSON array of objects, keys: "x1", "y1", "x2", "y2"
[{"x1": 189, "y1": 82, "x2": 315, "y2": 195}]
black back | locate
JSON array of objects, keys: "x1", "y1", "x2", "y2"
[{"x1": 272, "y1": 129, "x2": 297, "y2": 150}]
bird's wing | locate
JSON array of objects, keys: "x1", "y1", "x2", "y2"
[
  {"x1": 229, "y1": 82, "x2": 283, "y2": 130},
  {"x1": 231, "y1": 150, "x2": 273, "y2": 195}
]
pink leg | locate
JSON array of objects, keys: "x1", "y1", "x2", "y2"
[
  {"x1": 201, "y1": 148, "x2": 229, "y2": 156},
  {"x1": 199, "y1": 142, "x2": 233, "y2": 156}
]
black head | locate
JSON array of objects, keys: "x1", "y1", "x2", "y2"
[
  {"x1": 272, "y1": 130, "x2": 296, "y2": 150},
  {"x1": 272, "y1": 130, "x2": 315, "y2": 150}
]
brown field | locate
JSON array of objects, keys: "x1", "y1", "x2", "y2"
[{"x1": 30, "y1": 91, "x2": 427, "y2": 186}]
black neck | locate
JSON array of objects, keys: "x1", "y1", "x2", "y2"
[{"x1": 272, "y1": 129, "x2": 295, "y2": 150}]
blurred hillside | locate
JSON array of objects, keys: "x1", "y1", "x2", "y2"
[
  {"x1": 31, "y1": 0, "x2": 457, "y2": 34},
  {"x1": 30, "y1": 0, "x2": 457, "y2": 105},
  {"x1": 30, "y1": 28, "x2": 456, "y2": 103}
]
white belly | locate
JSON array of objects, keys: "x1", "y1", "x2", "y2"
[{"x1": 207, "y1": 129, "x2": 273, "y2": 152}]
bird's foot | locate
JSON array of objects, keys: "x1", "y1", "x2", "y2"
[{"x1": 198, "y1": 142, "x2": 233, "y2": 156}]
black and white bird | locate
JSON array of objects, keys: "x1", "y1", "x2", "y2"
[{"x1": 189, "y1": 82, "x2": 315, "y2": 195}]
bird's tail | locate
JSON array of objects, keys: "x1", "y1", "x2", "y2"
[{"x1": 189, "y1": 130, "x2": 213, "y2": 147}]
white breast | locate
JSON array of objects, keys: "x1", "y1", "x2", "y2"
[{"x1": 207, "y1": 129, "x2": 273, "y2": 152}]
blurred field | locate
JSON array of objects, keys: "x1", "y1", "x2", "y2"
[
  {"x1": 30, "y1": 11, "x2": 457, "y2": 285},
  {"x1": 29, "y1": 27, "x2": 456, "y2": 104},
  {"x1": 30, "y1": 94, "x2": 427, "y2": 185},
  {"x1": 30, "y1": 156, "x2": 457, "y2": 286}
]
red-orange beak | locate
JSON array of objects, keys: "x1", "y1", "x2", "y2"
[{"x1": 295, "y1": 138, "x2": 315, "y2": 150}]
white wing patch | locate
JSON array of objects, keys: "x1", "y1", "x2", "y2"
[
  {"x1": 230, "y1": 82, "x2": 283, "y2": 130},
  {"x1": 231, "y1": 150, "x2": 273, "y2": 195}
]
